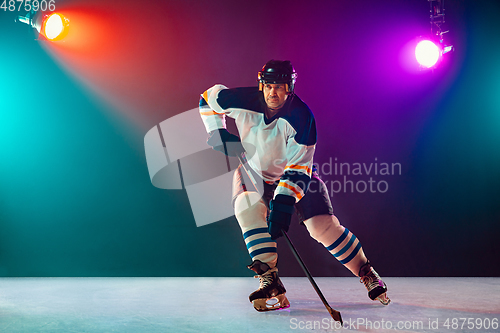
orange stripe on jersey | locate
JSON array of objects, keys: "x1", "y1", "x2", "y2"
[
  {"x1": 200, "y1": 110, "x2": 218, "y2": 116},
  {"x1": 285, "y1": 164, "x2": 312, "y2": 175},
  {"x1": 278, "y1": 181, "x2": 303, "y2": 200},
  {"x1": 202, "y1": 90, "x2": 209, "y2": 102}
]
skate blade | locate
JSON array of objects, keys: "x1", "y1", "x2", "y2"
[
  {"x1": 252, "y1": 294, "x2": 290, "y2": 312},
  {"x1": 376, "y1": 292, "x2": 391, "y2": 306}
]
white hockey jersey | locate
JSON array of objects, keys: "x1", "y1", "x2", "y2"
[{"x1": 199, "y1": 84, "x2": 317, "y2": 202}]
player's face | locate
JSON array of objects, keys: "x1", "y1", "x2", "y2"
[{"x1": 263, "y1": 83, "x2": 288, "y2": 110}]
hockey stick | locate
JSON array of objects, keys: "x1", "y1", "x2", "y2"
[{"x1": 236, "y1": 153, "x2": 343, "y2": 325}]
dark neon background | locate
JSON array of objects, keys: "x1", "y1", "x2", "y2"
[{"x1": 0, "y1": 0, "x2": 499, "y2": 277}]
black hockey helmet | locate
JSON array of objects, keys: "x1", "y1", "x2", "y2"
[{"x1": 258, "y1": 60, "x2": 297, "y2": 95}]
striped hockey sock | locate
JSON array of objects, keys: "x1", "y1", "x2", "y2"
[
  {"x1": 243, "y1": 227, "x2": 277, "y2": 266},
  {"x1": 235, "y1": 192, "x2": 277, "y2": 268},
  {"x1": 304, "y1": 215, "x2": 367, "y2": 276},
  {"x1": 325, "y1": 227, "x2": 363, "y2": 267}
]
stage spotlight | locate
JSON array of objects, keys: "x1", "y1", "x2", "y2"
[
  {"x1": 415, "y1": 40, "x2": 441, "y2": 68},
  {"x1": 43, "y1": 13, "x2": 67, "y2": 40},
  {"x1": 16, "y1": 10, "x2": 69, "y2": 41},
  {"x1": 414, "y1": 38, "x2": 454, "y2": 69}
]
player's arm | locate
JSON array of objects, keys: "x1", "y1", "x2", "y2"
[
  {"x1": 268, "y1": 112, "x2": 317, "y2": 240},
  {"x1": 275, "y1": 140, "x2": 315, "y2": 202},
  {"x1": 267, "y1": 140, "x2": 315, "y2": 240},
  {"x1": 199, "y1": 84, "x2": 228, "y2": 132},
  {"x1": 199, "y1": 84, "x2": 244, "y2": 156}
]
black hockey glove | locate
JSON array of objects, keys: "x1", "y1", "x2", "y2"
[
  {"x1": 267, "y1": 194, "x2": 295, "y2": 240},
  {"x1": 207, "y1": 129, "x2": 245, "y2": 157}
]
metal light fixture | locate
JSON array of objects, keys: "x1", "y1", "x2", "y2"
[{"x1": 415, "y1": 0, "x2": 454, "y2": 69}]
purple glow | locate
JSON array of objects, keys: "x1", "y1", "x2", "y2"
[{"x1": 415, "y1": 40, "x2": 441, "y2": 68}]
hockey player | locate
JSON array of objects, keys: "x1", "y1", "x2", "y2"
[{"x1": 199, "y1": 60, "x2": 390, "y2": 312}]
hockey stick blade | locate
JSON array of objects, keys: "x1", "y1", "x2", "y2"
[
  {"x1": 328, "y1": 306, "x2": 343, "y2": 324},
  {"x1": 236, "y1": 153, "x2": 342, "y2": 324}
]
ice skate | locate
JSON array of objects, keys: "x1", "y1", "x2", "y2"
[
  {"x1": 247, "y1": 260, "x2": 290, "y2": 311},
  {"x1": 359, "y1": 261, "x2": 391, "y2": 305}
]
